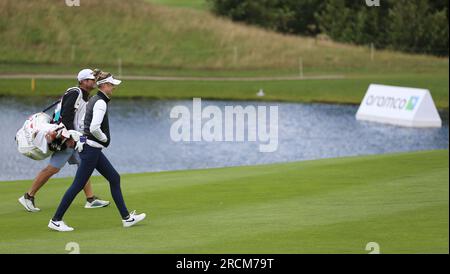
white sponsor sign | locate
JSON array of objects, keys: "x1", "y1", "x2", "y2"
[{"x1": 356, "y1": 84, "x2": 442, "y2": 128}]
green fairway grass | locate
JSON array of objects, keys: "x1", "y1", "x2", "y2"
[
  {"x1": 1, "y1": 72, "x2": 448, "y2": 109},
  {"x1": 0, "y1": 150, "x2": 447, "y2": 254}
]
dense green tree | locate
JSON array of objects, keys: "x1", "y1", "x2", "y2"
[
  {"x1": 209, "y1": 0, "x2": 324, "y2": 35},
  {"x1": 208, "y1": 0, "x2": 449, "y2": 56},
  {"x1": 387, "y1": 0, "x2": 448, "y2": 55}
]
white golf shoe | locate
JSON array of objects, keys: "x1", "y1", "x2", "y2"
[
  {"x1": 48, "y1": 220, "x2": 74, "y2": 232},
  {"x1": 18, "y1": 194, "x2": 41, "y2": 212},
  {"x1": 122, "y1": 210, "x2": 146, "y2": 228},
  {"x1": 84, "y1": 197, "x2": 110, "y2": 209}
]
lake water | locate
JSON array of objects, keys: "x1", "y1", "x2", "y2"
[{"x1": 0, "y1": 97, "x2": 448, "y2": 181}]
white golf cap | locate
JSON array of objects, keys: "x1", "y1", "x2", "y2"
[
  {"x1": 96, "y1": 75, "x2": 122, "y2": 86},
  {"x1": 77, "y1": 69, "x2": 96, "y2": 82}
]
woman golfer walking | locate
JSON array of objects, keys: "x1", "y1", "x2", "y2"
[{"x1": 49, "y1": 72, "x2": 146, "y2": 232}]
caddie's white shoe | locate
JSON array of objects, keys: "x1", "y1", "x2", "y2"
[
  {"x1": 18, "y1": 194, "x2": 41, "y2": 212},
  {"x1": 84, "y1": 197, "x2": 110, "y2": 209}
]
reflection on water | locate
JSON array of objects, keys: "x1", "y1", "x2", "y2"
[{"x1": 0, "y1": 97, "x2": 448, "y2": 181}]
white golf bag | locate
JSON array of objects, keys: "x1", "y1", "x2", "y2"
[{"x1": 15, "y1": 112, "x2": 83, "y2": 160}]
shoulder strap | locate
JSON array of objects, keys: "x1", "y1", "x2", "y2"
[
  {"x1": 63, "y1": 87, "x2": 83, "y2": 109},
  {"x1": 53, "y1": 87, "x2": 83, "y2": 124}
]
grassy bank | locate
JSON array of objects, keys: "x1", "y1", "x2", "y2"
[
  {"x1": 0, "y1": 0, "x2": 448, "y2": 73},
  {"x1": 144, "y1": 0, "x2": 208, "y2": 10},
  {"x1": 0, "y1": 150, "x2": 448, "y2": 254},
  {"x1": 0, "y1": 72, "x2": 448, "y2": 109},
  {"x1": 0, "y1": 0, "x2": 448, "y2": 109}
]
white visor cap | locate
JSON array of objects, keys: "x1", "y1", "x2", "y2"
[{"x1": 96, "y1": 75, "x2": 122, "y2": 86}]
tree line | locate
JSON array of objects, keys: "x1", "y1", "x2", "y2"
[{"x1": 208, "y1": 0, "x2": 449, "y2": 56}]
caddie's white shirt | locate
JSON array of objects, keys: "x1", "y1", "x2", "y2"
[{"x1": 74, "y1": 98, "x2": 88, "y2": 132}]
